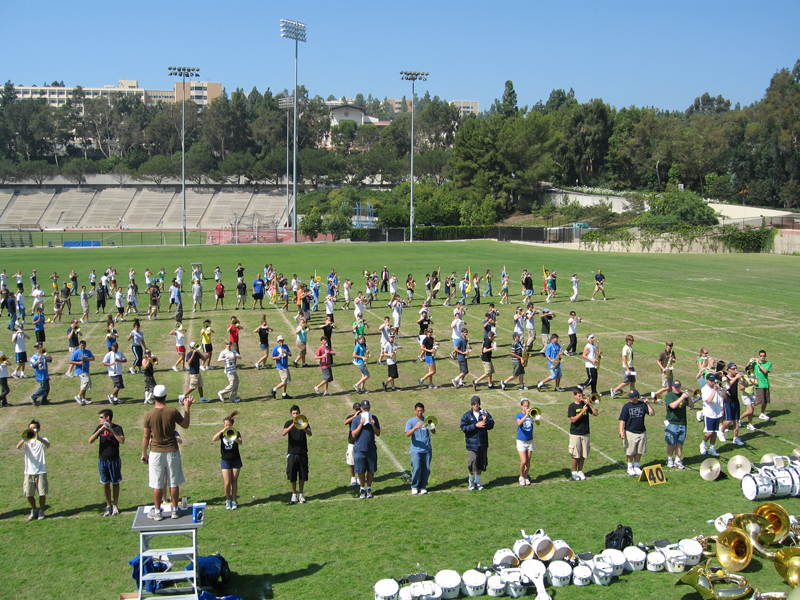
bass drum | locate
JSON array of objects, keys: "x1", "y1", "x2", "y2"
[
  {"x1": 374, "y1": 579, "x2": 400, "y2": 600},
  {"x1": 434, "y1": 570, "x2": 461, "y2": 600},
  {"x1": 767, "y1": 468, "x2": 794, "y2": 499},
  {"x1": 742, "y1": 473, "x2": 776, "y2": 501}
]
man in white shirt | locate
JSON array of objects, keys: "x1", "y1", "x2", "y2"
[
  {"x1": 611, "y1": 335, "x2": 636, "y2": 399},
  {"x1": 30, "y1": 285, "x2": 45, "y2": 313},
  {"x1": 700, "y1": 374, "x2": 723, "y2": 457},
  {"x1": 578, "y1": 334, "x2": 600, "y2": 396},
  {"x1": 217, "y1": 341, "x2": 242, "y2": 403},
  {"x1": 102, "y1": 342, "x2": 127, "y2": 404},
  {"x1": 524, "y1": 303, "x2": 538, "y2": 352},
  {"x1": 450, "y1": 314, "x2": 464, "y2": 359},
  {"x1": 391, "y1": 294, "x2": 403, "y2": 336},
  {"x1": 17, "y1": 419, "x2": 51, "y2": 520},
  {"x1": 174, "y1": 265, "x2": 184, "y2": 289}
]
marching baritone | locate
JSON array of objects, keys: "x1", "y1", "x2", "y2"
[
  {"x1": 460, "y1": 395, "x2": 494, "y2": 491},
  {"x1": 405, "y1": 402, "x2": 434, "y2": 495},
  {"x1": 568, "y1": 388, "x2": 598, "y2": 481},
  {"x1": 283, "y1": 405, "x2": 311, "y2": 505},
  {"x1": 664, "y1": 380, "x2": 694, "y2": 470}
]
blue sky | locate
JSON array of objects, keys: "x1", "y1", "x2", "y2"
[{"x1": 5, "y1": 0, "x2": 799, "y2": 113}]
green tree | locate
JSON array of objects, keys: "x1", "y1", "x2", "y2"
[
  {"x1": 321, "y1": 211, "x2": 352, "y2": 240},
  {"x1": 137, "y1": 155, "x2": 177, "y2": 186},
  {"x1": 0, "y1": 158, "x2": 18, "y2": 183},
  {"x1": 185, "y1": 142, "x2": 217, "y2": 185},
  {"x1": 330, "y1": 120, "x2": 358, "y2": 152},
  {"x1": 298, "y1": 207, "x2": 323, "y2": 241},
  {"x1": 354, "y1": 123, "x2": 380, "y2": 151},
  {"x1": 110, "y1": 163, "x2": 133, "y2": 187},
  {"x1": 249, "y1": 148, "x2": 286, "y2": 186},
  {"x1": 494, "y1": 80, "x2": 519, "y2": 119},
  {"x1": 554, "y1": 99, "x2": 614, "y2": 186},
  {"x1": 19, "y1": 160, "x2": 57, "y2": 186},
  {"x1": 416, "y1": 97, "x2": 460, "y2": 151},
  {"x1": 213, "y1": 151, "x2": 255, "y2": 185},
  {"x1": 62, "y1": 158, "x2": 96, "y2": 188}
]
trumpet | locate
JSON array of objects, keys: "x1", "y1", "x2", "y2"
[
  {"x1": 652, "y1": 393, "x2": 664, "y2": 404},
  {"x1": 424, "y1": 416, "x2": 438, "y2": 430},
  {"x1": 230, "y1": 318, "x2": 239, "y2": 327},
  {"x1": 0, "y1": 355, "x2": 8, "y2": 364},
  {"x1": 292, "y1": 414, "x2": 309, "y2": 430},
  {"x1": 692, "y1": 388, "x2": 703, "y2": 400},
  {"x1": 22, "y1": 428, "x2": 38, "y2": 443},
  {"x1": 528, "y1": 407, "x2": 542, "y2": 425},
  {"x1": 223, "y1": 427, "x2": 238, "y2": 443},
  {"x1": 150, "y1": 355, "x2": 159, "y2": 365},
  {"x1": 73, "y1": 326, "x2": 81, "y2": 335}
]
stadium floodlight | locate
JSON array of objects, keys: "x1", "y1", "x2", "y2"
[
  {"x1": 168, "y1": 66, "x2": 200, "y2": 246},
  {"x1": 281, "y1": 19, "x2": 306, "y2": 243},
  {"x1": 278, "y1": 96, "x2": 294, "y2": 228},
  {"x1": 400, "y1": 71, "x2": 428, "y2": 243}
]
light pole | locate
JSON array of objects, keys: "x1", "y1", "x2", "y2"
[
  {"x1": 168, "y1": 66, "x2": 199, "y2": 246},
  {"x1": 281, "y1": 19, "x2": 306, "y2": 244},
  {"x1": 400, "y1": 71, "x2": 428, "y2": 243},
  {"x1": 278, "y1": 96, "x2": 293, "y2": 228}
]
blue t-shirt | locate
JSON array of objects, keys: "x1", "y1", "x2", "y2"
[
  {"x1": 405, "y1": 417, "x2": 432, "y2": 453},
  {"x1": 455, "y1": 338, "x2": 467, "y2": 363},
  {"x1": 353, "y1": 342, "x2": 366, "y2": 365},
  {"x1": 253, "y1": 279, "x2": 265, "y2": 295},
  {"x1": 272, "y1": 344, "x2": 290, "y2": 369},
  {"x1": 545, "y1": 342, "x2": 562, "y2": 366},
  {"x1": 70, "y1": 348, "x2": 94, "y2": 375},
  {"x1": 619, "y1": 401, "x2": 648, "y2": 434},
  {"x1": 30, "y1": 353, "x2": 51, "y2": 381},
  {"x1": 107, "y1": 329, "x2": 118, "y2": 350},
  {"x1": 33, "y1": 313, "x2": 45, "y2": 332},
  {"x1": 351, "y1": 414, "x2": 380, "y2": 453},
  {"x1": 516, "y1": 412, "x2": 533, "y2": 441},
  {"x1": 595, "y1": 273, "x2": 605, "y2": 285}
]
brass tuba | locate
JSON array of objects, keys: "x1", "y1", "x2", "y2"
[
  {"x1": 731, "y1": 514, "x2": 777, "y2": 559},
  {"x1": 775, "y1": 547, "x2": 800, "y2": 589},
  {"x1": 696, "y1": 527, "x2": 753, "y2": 572},
  {"x1": 675, "y1": 559, "x2": 753, "y2": 599},
  {"x1": 755, "y1": 503, "x2": 792, "y2": 543}
]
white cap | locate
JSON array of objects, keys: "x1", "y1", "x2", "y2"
[{"x1": 153, "y1": 385, "x2": 167, "y2": 399}]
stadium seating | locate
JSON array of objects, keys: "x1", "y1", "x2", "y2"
[
  {"x1": 1, "y1": 189, "x2": 55, "y2": 224},
  {"x1": 160, "y1": 190, "x2": 214, "y2": 229},
  {"x1": 78, "y1": 188, "x2": 136, "y2": 228},
  {"x1": 40, "y1": 189, "x2": 97, "y2": 228}
]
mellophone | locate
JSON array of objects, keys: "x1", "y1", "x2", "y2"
[{"x1": 374, "y1": 500, "x2": 800, "y2": 599}]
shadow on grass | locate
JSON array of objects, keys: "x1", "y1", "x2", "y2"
[
  {"x1": 45, "y1": 502, "x2": 107, "y2": 519},
  {"x1": 232, "y1": 561, "x2": 330, "y2": 598}
]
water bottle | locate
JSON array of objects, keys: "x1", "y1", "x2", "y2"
[{"x1": 181, "y1": 494, "x2": 188, "y2": 510}]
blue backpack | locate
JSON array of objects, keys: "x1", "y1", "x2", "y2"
[
  {"x1": 187, "y1": 553, "x2": 231, "y2": 589},
  {"x1": 128, "y1": 555, "x2": 169, "y2": 593}
]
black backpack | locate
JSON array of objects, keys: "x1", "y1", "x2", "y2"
[{"x1": 605, "y1": 524, "x2": 634, "y2": 550}]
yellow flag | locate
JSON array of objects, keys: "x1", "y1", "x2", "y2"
[{"x1": 466, "y1": 267, "x2": 472, "y2": 293}]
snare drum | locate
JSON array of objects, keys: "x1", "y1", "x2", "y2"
[
  {"x1": 573, "y1": 564, "x2": 593, "y2": 586},
  {"x1": 784, "y1": 464, "x2": 800, "y2": 497},
  {"x1": 622, "y1": 545, "x2": 646, "y2": 571},
  {"x1": 547, "y1": 560, "x2": 572, "y2": 587},
  {"x1": 461, "y1": 570, "x2": 486, "y2": 597},
  {"x1": 591, "y1": 556, "x2": 614, "y2": 585},
  {"x1": 500, "y1": 569, "x2": 526, "y2": 598},
  {"x1": 520, "y1": 558, "x2": 545, "y2": 584},
  {"x1": 663, "y1": 544, "x2": 687, "y2": 573},
  {"x1": 513, "y1": 538, "x2": 535, "y2": 561},
  {"x1": 409, "y1": 581, "x2": 441, "y2": 600},
  {"x1": 486, "y1": 575, "x2": 506, "y2": 597},
  {"x1": 434, "y1": 570, "x2": 461, "y2": 600},
  {"x1": 494, "y1": 548, "x2": 520, "y2": 567},
  {"x1": 742, "y1": 473, "x2": 776, "y2": 501},
  {"x1": 551, "y1": 540, "x2": 574, "y2": 561},
  {"x1": 647, "y1": 551, "x2": 666, "y2": 572},
  {"x1": 678, "y1": 539, "x2": 703, "y2": 566},
  {"x1": 599, "y1": 549, "x2": 625, "y2": 576},
  {"x1": 399, "y1": 586, "x2": 412, "y2": 600},
  {"x1": 530, "y1": 529, "x2": 555, "y2": 561},
  {"x1": 767, "y1": 467, "x2": 794, "y2": 498},
  {"x1": 375, "y1": 578, "x2": 400, "y2": 600}
]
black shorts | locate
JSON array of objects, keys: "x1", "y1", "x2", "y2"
[
  {"x1": 117, "y1": 306, "x2": 124, "y2": 315},
  {"x1": 35, "y1": 330, "x2": 46, "y2": 343},
  {"x1": 387, "y1": 364, "x2": 399, "y2": 379},
  {"x1": 458, "y1": 360, "x2": 469, "y2": 375},
  {"x1": 321, "y1": 367, "x2": 333, "y2": 382},
  {"x1": 253, "y1": 293, "x2": 264, "y2": 300},
  {"x1": 286, "y1": 454, "x2": 309, "y2": 482},
  {"x1": 202, "y1": 344, "x2": 212, "y2": 353},
  {"x1": 110, "y1": 374, "x2": 124, "y2": 389},
  {"x1": 468, "y1": 448, "x2": 489, "y2": 473}
]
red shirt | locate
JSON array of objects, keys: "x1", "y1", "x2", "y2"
[{"x1": 228, "y1": 325, "x2": 240, "y2": 344}]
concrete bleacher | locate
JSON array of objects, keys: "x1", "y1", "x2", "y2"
[
  {"x1": 0, "y1": 190, "x2": 15, "y2": 219},
  {"x1": 78, "y1": 188, "x2": 136, "y2": 228},
  {"x1": 121, "y1": 188, "x2": 174, "y2": 228},
  {"x1": 199, "y1": 191, "x2": 253, "y2": 229},
  {"x1": 245, "y1": 192, "x2": 288, "y2": 224},
  {"x1": 1, "y1": 189, "x2": 55, "y2": 225},
  {"x1": 161, "y1": 190, "x2": 215, "y2": 229},
  {"x1": 40, "y1": 189, "x2": 96, "y2": 228}
]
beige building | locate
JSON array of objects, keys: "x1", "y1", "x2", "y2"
[
  {"x1": 13, "y1": 79, "x2": 223, "y2": 108},
  {"x1": 450, "y1": 100, "x2": 479, "y2": 117}
]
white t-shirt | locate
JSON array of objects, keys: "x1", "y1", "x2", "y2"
[
  {"x1": 701, "y1": 384, "x2": 723, "y2": 418},
  {"x1": 525, "y1": 310, "x2": 537, "y2": 331},
  {"x1": 383, "y1": 341, "x2": 396, "y2": 366},
  {"x1": 354, "y1": 297, "x2": 364, "y2": 318},
  {"x1": 115, "y1": 291, "x2": 124, "y2": 308},
  {"x1": 174, "y1": 330, "x2": 186, "y2": 347},
  {"x1": 31, "y1": 288, "x2": 45, "y2": 303},
  {"x1": 325, "y1": 299, "x2": 335, "y2": 315},
  {"x1": 513, "y1": 313, "x2": 525, "y2": 336},
  {"x1": 13, "y1": 332, "x2": 27, "y2": 353},
  {"x1": 380, "y1": 324, "x2": 392, "y2": 345},
  {"x1": 104, "y1": 351, "x2": 124, "y2": 376},
  {"x1": 451, "y1": 318, "x2": 464, "y2": 340},
  {"x1": 572, "y1": 276, "x2": 579, "y2": 289},
  {"x1": 568, "y1": 317, "x2": 579, "y2": 336},
  {"x1": 622, "y1": 344, "x2": 634, "y2": 371},
  {"x1": 218, "y1": 349, "x2": 239, "y2": 374},
  {"x1": 392, "y1": 300, "x2": 403, "y2": 317},
  {"x1": 24, "y1": 437, "x2": 49, "y2": 475},
  {"x1": 584, "y1": 343, "x2": 597, "y2": 369}
]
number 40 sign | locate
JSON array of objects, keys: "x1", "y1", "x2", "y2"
[{"x1": 638, "y1": 464, "x2": 667, "y2": 486}]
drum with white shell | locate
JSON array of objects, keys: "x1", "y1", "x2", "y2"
[
  {"x1": 434, "y1": 570, "x2": 461, "y2": 600},
  {"x1": 513, "y1": 538, "x2": 535, "y2": 561},
  {"x1": 461, "y1": 570, "x2": 486, "y2": 597},
  {"x1": 501, "y1": 568, "x2": 527, "y2": 598},
  {"x1": 399, "y1": 586, "x2": 412, "y2": 600},
  {"x1": 529, "y1": 530, "x2": 555, "y2": 561},
  {"x1": 551, "y1": 540, "x2": 574, "y2": 561},
  {"x1": 623, "y1": 545, "x2": 646, "y2": 571},
  {"x1": 409, "y1": 581, "x2": 442, "y2": 600},
  {"x1": 547, "y1": 560, "x2": 572, "y2": 587},
  {"x1": 678, "y1": 539, "x2": 704, "y2": 566},
  {"x1": 599, "y1": 549, "x2": 625, "y2": 576},
  {"x1": 663, "y1": 544, "x2": 688, "y2": 573},
  {"x1": 767, "y1": 467, "x2": 794, "y2": 498},
  {"x1": 591, "y1": 556, "x2": 614, "y2": 585},
  {"x1": 486, "y1": 575, "x2": 506, "y2": 597},
  {"x1": 647, "y1": 551, "x2": 666, "y2": 572},
  {"x1": 520, "y1": 558, "x2": 545, "y2": 585},
  {"x1": 375, "y1": 579, "x2": 400, "y2": 600},
  {"x1": 572, "y1": 564, "x2": 593, "y2": 586},
  {"x1": 742, "y1": 473, "x2": 776, "y2": 501},
  {"x1": 494, "y1": 548, "x2": 520, "y2": 567}
]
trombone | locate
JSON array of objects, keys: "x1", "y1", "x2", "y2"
[
  {"x1": 150, "y1": 354, "x2": 159, "y2": 365},
  {"x1": 589, "y1": 393, "x2": 601, "y2": 404},
  {"x1": 292, "y1": 414, "x2": 309, "y2": 430},
  {"x1": 424, "y1": 416, "x2": 438, "y2": 430},
  {"x1": 527, "y1": 407, "x2": 542, "y2": 425},
  {"x1": 22, "y1": 428, "x2": 38, "y2": 443}
]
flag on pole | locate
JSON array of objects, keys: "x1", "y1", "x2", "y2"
[{"x1": 466, "y1": 267, "x2": 473, "y2": 294}]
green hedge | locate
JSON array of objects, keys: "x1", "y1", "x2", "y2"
[
  {"x1": 411, "y1": 226, "x2": 494, "y2": 241},
  {"x1": 719, "y1": 224, "x2": 778, "y2": 253}
]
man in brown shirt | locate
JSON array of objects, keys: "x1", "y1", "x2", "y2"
[{"x1": 141, "y1": 384, "x2": 193, "y2": 521}]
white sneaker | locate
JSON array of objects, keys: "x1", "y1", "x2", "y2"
[
  {"x1": 255, "y1": 363, "x2": 261, "y2": 370},
  {"x1": 452, "y1": 378, "x2": 460, "y2": 388},
  {"x1": 700, "y1": 441, "x2": 708, "y2": 455},
  {"x1": 172, "y1": 366, "x2": 179, "y2": 372},
  {"x1": 350, "y1": 477, "x2": 358, "y2": 487},
  {"x1": 571, "y1": 472, "x2": 580, "y2": 481},
  {"x1": 200, "y1": 397, "x2": 210, "y2": 403},
  {"x1": 225, "y1": 500, "x2": 232, "y2": 510},
  {"x1": 298, "y1": 494, "x2": 306, "y2": 504},
  {"x1": 129, "y1": 367, "x2": 136, "y2": 375},
  {"x1": 218, "y1": 391, "x2": 225, "y2": 402},
  {"x1": 667, "y1": 458, "x2": 675, "y2": 468},
  {"x1": 675, "y1": 459, "x2": 685, "y2": 470},
  {"x1": 747, "y1": 424, "x2": 757, "y2": 431},
  {"x1": 314, "y1": 386, "x2": 320, "y2": 395},
  {"x1": 411, "y1": 488, "x2": 419, "y2": 495},
  {"x1": 733, "y1": 437, "x2": 744, "y2": 446},
  {"x1": 759, "y1": 413, "x2": 770, "y2": 421},
  {"x1": 708, "y1": 446, "x2": 719, "y2": 457},
  {"x1": 627, "y1": 466, "x2": 636, "y2": 476},
  {"x1": 633, "y1": 466, "x2": 642, "y2": 475},
  {"x1": 74, "y1": 395, "x2": 83, "y2": 404},
  {"x1": 717, "y1": 429, "x2": 727, "y2": 442},
  {"x1": 420, "y1": 489, "x2": 427, "y2": 494},
  {"x1": 610, "y1": 389, "x2": 616, "y2": 399},
  {"x1": 289, "y1": 494, "x2": 298, "y2": 505},
  {"x1": 578, "y1": 471, "x2": 586, "y2": 480}
]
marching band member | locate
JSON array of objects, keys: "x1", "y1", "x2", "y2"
[
  {"x1": 700, "y1": 374, "x2": 723, "y2": 457},
  {"x1": 664, "y1": 380, "x2": 693, "y2": 470},
  {"x1": 351, "y1": 399, "x2": 380, "y2": 499},
  {"x1": 472, "y1": 330, "x2": 497, "y2": 390},
  {"x1": 126, "y1": 319, "x2": 146, "y2": 375},
  {"x1": 217, "y1": 341, "x2": 241, "y2": 403},
  {"x1": 102, "y1": 342, "x2": 127, "y2": 405},
  {"x1": 405, "y1": 402, "x2": 434, "y2": 495},
  {"x1": 652, "y1": 341, "x2": 676, "y2": 398},
  {"x1": 64, "y1": 319, "x2": 81, "y2": 378},
  {"x1": 740, "y1": 363, "x2": 759, "y2": 431},
  {"x1": 570, "y1": 273, "x2": 580, "y2": 302},
  {"x1": 293, "y1": 318, "x2": 309, "y2": 368},
  {"x1": 89, "y1": 409, "x2": 125, "y2": 516},
  {"x1": 181, "y1": 343, "x2": 207, "y2": 404},
  {"x1": 501, "y1": 332, "x2": 527, "y2": 391},
  {"x1": 610, "y1": 335, "x2": 636, "y2": 399},
  {"x1": 212, "y1": 410, "x2": 242, "y2": 510},
  {"x1": 271, "y1": 335, "x2": 292, "y2": 399},
  {"x1": 0, "y1": 348, "x2": 9, "y2": 406},
  {"x1": 227, "y1": 316, "x2": 242, "y2": 353},
  {"x1": 515, "y1": 398, "x2": 534, "y2": 485},
  {"x1": 751, "y1": 350, "x2": 772, "y2": 422},
  {"x1": 313, "y1": 335, "x2": 335, "y2": 396},
  {"x1": 418, "y1": 328, "x2": 437, "y2": 389},
  {"x1": 539, "y1": 308, "x2": 555, "y2": 351},
  {"x1": 381, "y1": 332, "x2": 400, "y2": 392},
  {"x1": 524, "y1": 302, "x2": 538, "y2": 353},
  {"x1": 283, "y1": 405, "x2": 311, "y2": 505},
  {"x1": 460, "y1": 396, "x2": 494, "y2": 490},
  {"x1": 169, "y1": 322, "x2": 187, "y2": 372},
  {"x1": 254, "y1": 316, "x2": 273, "y2": 369},
  {"x1": 344, "y1": 403, "x2": 362, "y2": 487},
  {"x1": 69, "y1": 339, "x2": 95, "y2": 405},
  {"x1": 352, "y1": 334, "x2": 370, "y2": 394},
  {"x1": 590, "y1": 269, "x2": 606, "y2": 301},
  {"x1": 618, "y1": 389, "x2": 654, "y2": 476},
  {"x1": 569, "y1": 388, "x2": 598, "y2": 480},
  {"x1": 17, "y1": 419, "x2": 50, "y2": 521},
  {"x1": 578, "y1": 333, "x2": 599, "y2": 395},
  {"x1": 565, "y1": 311, "x2": 581, "y2": 355},
  {"x1": 537, "y1": 334, "x2": 564, "y2": 392},
  {"x1": 200, "y1": 319, "x2": 214, "y2": 370},
  {"x1": 452, "y1": 328, "x2": 470, "y2": 389},
  {"x1": 29, "y1": 343, "x2": 52, "y2": 406},
  {"x1": 719, "y1": 363, "x2": 745, "y2": 446},
  {"x1": 142, "y1": 350, "x2": 157, "y2": 404}
]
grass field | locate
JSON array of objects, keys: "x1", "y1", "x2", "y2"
[{"x1": 0, "y1": 241, "x2": 798, "y2": 600}]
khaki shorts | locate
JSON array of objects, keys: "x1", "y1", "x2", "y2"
[
  {"x1": 189, "y1": 373, "x2": 203, "y2": 388},
  {"x1": 516, "y1": 439, "x2": 534, "y2": 452},
  {"x1": 624, "y1": 431, "x2": 647, "y2": 456},
  {"x1": 279, "y1": 368, "x2": 291, "y2": 383},
  {"x1": 569, "y1": 434, "x2": 591, "y2": 459},
  {"x1": 24, "y1": 473, "x2": 48, "y2": 497},
  {"x1": 346, "y1": 443, "x2": 355, "y2": 466},
  {"x1": 79, "y1": 373, "x2": 92, "y2": 391},
  {"x1": 482, "y1": 361, "x2": 495, "y2": 375},
  {"x1": 148, "y1": 450, "x2": 185, "y2": 489},
  {"x1": 661, "y1": 370, "x2": 674, "y2": 388},
  {"x1": 296, "y1": 341, "x2": 307, "y2": 354}
]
